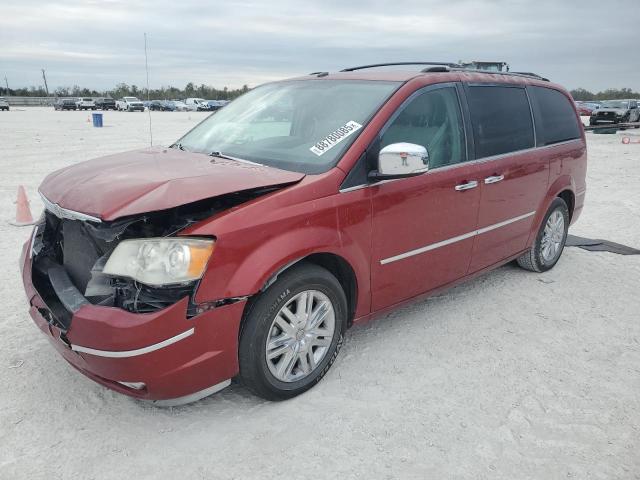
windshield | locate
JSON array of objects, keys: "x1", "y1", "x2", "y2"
[
  {"x1": 601, "y1": 100, "x2": 629, "y2": 109},
  {"x1": 124, "y1": 97, "x2": 139, "y2": 101},
  {"x1": 176, "y1": 80, "x2": 400, "y2": 174}
]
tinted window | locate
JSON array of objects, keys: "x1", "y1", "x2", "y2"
[
  {"x1": 529, "y1": 86, "x2": 581, "y2": 146},
  {"x1": 467, "y1": 85, "x2": 534, "y2": 158},
  {"x1": 380, "y1": 86, "x2": 466, "y2": 168}
]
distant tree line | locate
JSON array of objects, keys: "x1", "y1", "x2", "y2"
[
  {"x1": 570, "y1": 87, "x2": 640, "y2": 101},
  {"x1": 0, "y1": 82, "x2": 251, "y2": 100},
  {"x1": 3, "y1": 83, "x2": 638, "y2": 102}
]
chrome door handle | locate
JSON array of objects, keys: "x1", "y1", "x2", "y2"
[
  {"x1": 484, "y1": 175, "x2": 505, "y2": 184},
  {"x1": 454, "y1": 180, "x2": 478, "y2": 191}
]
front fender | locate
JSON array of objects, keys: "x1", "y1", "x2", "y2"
[
  {"x1": 186, "y1": 185, "x2": 373, "y2": 318},
  {"x1": 228, "y1": 226, "x2": 350, "y2": 295}
]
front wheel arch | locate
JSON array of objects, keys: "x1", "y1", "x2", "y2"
[{"x1": 260, "y1": 252, "x2": 358, "y2": 329}]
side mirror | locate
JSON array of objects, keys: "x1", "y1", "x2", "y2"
[{"x1": 369, "y1": 143, "x2": 429, "y2": 180}]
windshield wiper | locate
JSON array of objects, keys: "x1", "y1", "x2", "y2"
[
  {"x1": 209, "y1": 150, "x2": 263, "y2": 166},
  {"x1": 171, "y1": 143, "x2": 186, "y2": 151}
]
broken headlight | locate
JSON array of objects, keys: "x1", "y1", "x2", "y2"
[{"x1": 103, "y1": 238, "x2": 214, "y2": 286}]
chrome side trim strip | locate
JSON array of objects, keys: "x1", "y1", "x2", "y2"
[
  {"x1": 39, "y1": 191, "x2": 102, "y2": 223},
  {"x1": 380, "y1": 230, "x2": 478, "y2": 265},
  {"x1": 380, "y1": 211, "x2": 536, "y2": 265},
  {"x1": 576, "y1": 189, "x2": 586, "y2": 197},
  {"x1": 71, "y1": 328, "x2": 195, "y2": 358},
  {"x1": 149, "y1": 379, "x2": 232, "y2": 407},
  {"x1": 339, "y1": 184, "x2": 369, "y2": 193},
  {"x1": 476, "y1": 211, "x2": 536, "y2": 235}
]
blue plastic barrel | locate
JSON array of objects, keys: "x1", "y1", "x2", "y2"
[{"x1": 92, "y1": 113, "x2": 103, "y2": 128}]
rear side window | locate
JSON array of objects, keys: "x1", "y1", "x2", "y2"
[
  {"x1": 467, "y1": 85, "x2": 534, "y2": 158},
  {"x1": 529, "y1": 86, "x2": 581, "y2": 146}
]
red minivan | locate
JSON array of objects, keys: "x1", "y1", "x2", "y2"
[{"x1": 21, "y1": 64, "x2": 587, "y2": 404}]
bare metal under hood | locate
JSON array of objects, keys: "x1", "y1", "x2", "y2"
[{"x1": 39, "y1": 147, "x2": 305, "y2": 221}]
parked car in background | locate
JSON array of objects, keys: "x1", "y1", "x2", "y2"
[
  {"x1": 149, "y1": 100, "x2": 176, "y2": 111},
  {"x1": 95, "y1": 98, "x2": 116, "y2": 110},
  {"x1": 590, "y1": 99, "x2": 640, "y2": 125},
  {"x1": 76, "y1": 97, "x2": 95, "y2": 110},
  {"x1": 575, "y1": 101, "x2": 597, "y2": 116},
  {"x1": 0, "y1": 97, "x2": 9, "y2": 111},
  {"x1": 207, "y1": 100, "x2": 230, "y2": 111},
  {"x1": 162, "y1": 100, "x2": 177, "y2": 111},
  {"x1": 185, "y1": 98, "x2": 211, "y2": 111},
  {"x1": 24, "y1": 66, "x2": 586, "y2": 404},
  {"x1": 148, "y1": 100, "x2": 162, "y2": 111},
  {"x1": 170, "y1": 100, "x2": 190, "y2": 111},
  {"x1": 116, "y1": 97, "x2": 145, "y2": 112},
  {"x1": 583, "y1": 102, "x2": 600, "y2": 111},
  {"x1": 53, "y1": 98, "x2": 77, "y2": 110}
]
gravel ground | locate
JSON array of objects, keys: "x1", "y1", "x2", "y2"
[{"x1": 1, "y1": 108, "x2": 639, "y2": 480}]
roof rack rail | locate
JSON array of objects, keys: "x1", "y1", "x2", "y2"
[
  {"x1": 309, "y1": 71, "x2": 329, "y2": 77},
  {"x1": 423, "y1": 66, "x2": 450, "y2": 72},
  {"x1": 445, "y1": 68, "x2": 550, "y2": 82},
  {"x1": 340, "y1": 62, "x2": 461, "y2": 72},
  {"x1": 336, "y1": 62, "x2": 549, "y2": 81},
  {"x1": 510, "y1": 71, "x2": 549, "y2": 81}
]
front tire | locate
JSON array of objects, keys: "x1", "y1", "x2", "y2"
[
  {"x1": 517, "y1": 198, "x2": 569, "y2": 272},
  {"x1": 239, "y1": 263, "x2": 347, "y2": 400}
]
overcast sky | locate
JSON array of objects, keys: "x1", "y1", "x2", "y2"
[{"x1": 2, "y1": 0, "x2": 639, "y2": 92}]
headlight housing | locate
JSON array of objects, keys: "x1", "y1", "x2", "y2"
[{"x1": 103, "y1": 238, "x2": 215, "y2": 286}]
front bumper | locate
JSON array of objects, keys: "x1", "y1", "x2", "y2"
[
  {"x1": 591, "y1": 114, "x2": 623, "y2": 124},
  {"x1": 20, "y1": 236, "x2": 245, "y2": 403}
]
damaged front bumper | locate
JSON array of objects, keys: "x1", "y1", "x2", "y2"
[{"x1": 20, "y1": 233, "x2": 245, "y2": 404}]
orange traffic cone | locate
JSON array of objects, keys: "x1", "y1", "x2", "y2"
[{"x1": 10, "y1": 186, "x2": 36, "y2": 226}]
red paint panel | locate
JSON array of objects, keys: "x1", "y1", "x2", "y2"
[
  {"x1": 370, "y1": 163, "x2": 480, "y2": 310},
  {"x1": 187, "y1": 170, "x2": 373, "y2": 318},
  {"x1": 39, "y1": 147, "x2": 304, "y2": 220},
  {"x1": 469, "y1": 149, "x2": 549, "y2": 272}
]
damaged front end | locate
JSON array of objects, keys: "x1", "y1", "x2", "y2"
[{"x1": 31, "y1": 188, "x2": 272, "y2": 331}]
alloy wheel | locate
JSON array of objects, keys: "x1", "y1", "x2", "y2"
[
  {"x1": 541, "y1": 210, "x2": 565, "y2": 263},
  {"x1": 265, "y1": 290, "x2": 335, "y2": 383}
]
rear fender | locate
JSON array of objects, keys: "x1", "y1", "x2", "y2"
[{"x1": 526, "y1": 174, "x2": 576, "y2": 247}]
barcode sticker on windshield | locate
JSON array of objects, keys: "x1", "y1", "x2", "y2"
[{"x1": 310, "y1": 121, "x2": 363, "y2": 156}]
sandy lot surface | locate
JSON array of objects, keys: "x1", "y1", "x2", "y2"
[{"x1": 1, "y1": 108, "x2": 639, "y2": 480}]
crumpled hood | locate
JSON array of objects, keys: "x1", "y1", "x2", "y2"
[{"x1": 39, "y1": 147, "x2": 305, "y2": 221}]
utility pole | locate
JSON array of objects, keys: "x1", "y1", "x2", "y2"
[
  {"x1": 144, "y1": 33, "x2": 153, "y2": 147},
  {"x1": 4, "y1": 76, "x2": 8, "y2": 96},
  {"x1": 41, "y1": 69, "x2": 50, "y2": 97}
]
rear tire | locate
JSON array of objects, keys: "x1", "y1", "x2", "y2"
[
  {"x1": 517, "y1": 198, "x2": 569, "y2": 272},
  {"x1": 239, "y1": 263, "x2": 347, "y2": 400}
]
